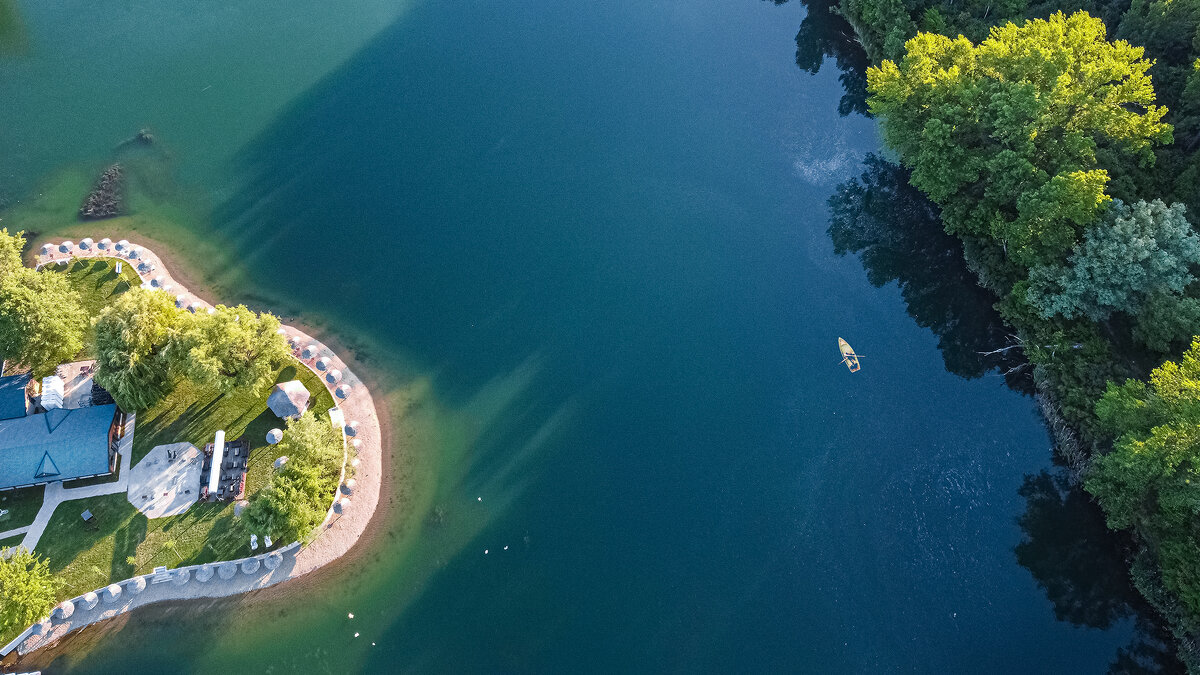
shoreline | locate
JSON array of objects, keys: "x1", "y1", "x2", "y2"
[{"x1": 8, "y1": 239, "x2": 388, "y2": 658}]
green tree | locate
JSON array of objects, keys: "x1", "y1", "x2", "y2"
[
  {"x1": 175, "y1": 305, "x2": 290, "y2": 393},
  {"x1": 1087, "y1": 339, "x2": 1200, "y2": 621},
  {"x1": 1133, "y1": 292, "x2": 1200, "y2": 353},
  {"x1": 242, "y1": 411, "x2": 343, "y2": 543},
  {"x1": 1025, "y1": 200, "x2": 1200, "y2": 320},
  {"x1": 93, "y1": 287, "x2": 188, "y2": 411},
  {"x1": 0, "y1": 267, "x2": 87, "y2": 377},
  {"x1": 0, "y1": 547, "x2": 60, "y2": 637},
  {"x1": 867, "y1": 12, "x2": 1172, "y2": 268},
  {"x1": 0, "y1": 228, "x2": 25, "y2": 278}
]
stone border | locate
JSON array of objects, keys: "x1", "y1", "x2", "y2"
[{"x1": 4, "y1": 239, "x2": 384, "y2": 656}]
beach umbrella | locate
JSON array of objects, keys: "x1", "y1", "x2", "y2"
[
  {"x1": 138, "y1": 261, "x2": 153, "y2": 273},
  {"x1": 175, "y1": 294, "x2": 189, "y2": 308},
  {"x1": 29, "y1": 621, "x2": 49, "y2": 636},
  {"x1": 273, "y1": 455, "x2": 289, "y2": 469},
  {"x1": 126, "y1": 246, "x2": 140, "y2": 259},
  {"x1": 161, "y1": 283, "x2": 174, "y2": 294},
  {"x1": 52, "y1": 599, "x2": 75, "y2": 621},
  {"x1": 276, "y1": 327, "x2": 287, "y2": 336},
  {"x1": 301, "y1": 344, "x2": 319, "y2": 359},
  {"x1": 188, "y1": 302, "x2": 203, "y2": 314},
  {"x1": 98, "y1": 238, "x2": 112, "y2": 250},
  {"x1": 81, "y1": 591, "x2": 99, "y2": 609},
  {"x1": 266, "y1": 428, "x2": 283, "y2": 445},
  {"x1": 325, "y1": 368, "x2": 342, "y2": 384},
  {"x1": 103, "y1": 583, "x2": 122, "y2": 603},
  {"x1": 335, "y1": 384, "x2": 352, "y2": 399},
  {"x1": 344, "y1": 421, "x2": 359, "y2": 437},
  {"x1": 333, "y1": 497, "x2": 351, "y2": 515},
  {"x1": 241, "y1": 558, "x2": 261, "y2": 575},
  {"x1": 59, "y1": 240, "x2": 74, "y2": 253},
  {"x1": 115, "y1": 239, "x2": 129, "y2": 251},
  {"x1": 40, "y1": 243, "x2": 53, "y2": 255},
  {"x1": 206, "y1": 306, "x2": 216, "y2": 315},
  {"x1": 79, "y1": 237, "x2": 94, "y2": 250},
  {"x1": 340, "y1": 479, "x2": 356, "y2": 496},
  {"x1": 314, "y1": 357, "x2": 330, "y2": 371},
  {"x1": 287, "y1": 335, "x2": 301, "y2": 348},
  {"x1": 218, "y1": 562, "x2": 237, "y2": 580},
  {"x1": 264, "y1": 552, "x2": 283, "y2": 570},
  {"x1": 128, "y1": 576, "x2": 147, "y2": 594},
  {"x1": 152, "y1": 275, "x2": 165, "y2": 287},
  {"x1": 196, "y1": 565, "x2": 215, "y2": 582},
  {"x1": 350, "y1": 439, "x2": 362, "y2": 450},
  {"x1": 173, "y1": 568, "x2": 191, "y2": 586},
  {"x1": 350, "y1": 456, "x2": 361, "y2": 468}
]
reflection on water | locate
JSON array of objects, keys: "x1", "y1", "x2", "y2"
[
  {"x1": 1016, "y1": 470, "x2": 1183, "y2": 673},
  {"x1": 827, "y1": 154, "x2": 1030, "y2": 389}
]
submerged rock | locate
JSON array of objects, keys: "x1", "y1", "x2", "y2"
[{"x1": 79, "y1": 163, "x2": 124, "y2": 219}]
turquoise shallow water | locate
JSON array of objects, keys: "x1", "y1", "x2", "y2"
[{"x1": 2, "y1": 0, "x2": 1172, "y2": 672}]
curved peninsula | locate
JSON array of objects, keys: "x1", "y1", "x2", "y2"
[{"x1": 0, "y1": 238, "x2": 383, "y2": 658}]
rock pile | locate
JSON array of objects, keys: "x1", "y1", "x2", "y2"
[{"x1": 79, "y1": 163, "x2": 124, "y2": 219}]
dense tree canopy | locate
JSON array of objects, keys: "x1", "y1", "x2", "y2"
[
  {"x1": 867, "y1": 12, "x2": 1171, "y2": 267},
  {"x1": 93, "y1": 287, "x2": 189, "y2": 411},
  {"x1": 175, "y1": 304, "x2": 290, "y2": 393},
  {"x1": 0, "y1": 228, "x2": 24, "y2": 277},
  {"x1": 0, "y1": 267, "x2": 88, "y2": 378},
  {"x1": 1025, "y1": 199, "x2": 1200, "y2": 320},
  {"x1": 1087, "y1": 340, "x2": 1200, "y2": 623},
  {"x1": 241, "y1": 411, "x2": 343, "y2": 543},
  {"x1": 0, "y1": 548, "x2": 60, "y2": 638}
]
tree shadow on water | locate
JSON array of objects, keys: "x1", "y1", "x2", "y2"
[
  {"x1": 1016, "y1": 470, "x2": 1184, "y2": 673},
  {"x1": 765, "y1": 0, "x2": 871, "y2": 116},
  {"x1": 827, "y1": 154, "x2": 1031, "y2": 389}
]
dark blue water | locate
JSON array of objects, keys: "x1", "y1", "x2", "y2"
[{"x1": 10, "y1": 0, "x2": 1169, "y2": 672}]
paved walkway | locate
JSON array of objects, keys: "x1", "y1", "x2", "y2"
[
  {"x1": 11, "y1": 240, "x2": 383, "y2": 658},
  {"x1": 0, "y1": 525, "x2": 30, "y2": 540}
]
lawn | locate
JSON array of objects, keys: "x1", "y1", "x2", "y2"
[
  {"x1": 0, "y1": 486, "x2": 44, "y2": 531},
  {"x1": 0, "y1": 534, "x2": 24, "y2": 549},
  {"x1": 47, "y1": 257, "x2": 142, "y2": 319},
  {"x1": 34, "y1": 360, "x2": 336, "y2": 601}
]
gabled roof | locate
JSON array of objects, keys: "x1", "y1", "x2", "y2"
[
  {"x1": 0, "y1": 374, "x2": 29, "y2": 421},
  {"x1": 0, "y1": 404, "x2": 115, "y2": 489}
]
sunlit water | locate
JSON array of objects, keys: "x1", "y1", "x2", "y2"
[{"x1": 2, "y1": 0, "x2": 1156, "y2": 672}]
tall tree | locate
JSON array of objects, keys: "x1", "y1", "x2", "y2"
[
  {"x1": 0, "y1": 267, "x2": 87, "y2": 377},
  {"x1": 0, "y1": 548, "x2": 60, "y2": 638},
  {"x1": 175, "y1": 304, "x2": 290, "y2": 393},
  {"x1": 0, "y1": 228, "x2": 24, "y2": 278},
  {"x1": 1025, "y1": 199, "x2": 1200, "y2": 320},
  {"x1": 93, "y1": 287, "x2": 188, "y2": 411},
  {"x1": 867, "y1": 12, "x2": 1172, "y2": 268}
]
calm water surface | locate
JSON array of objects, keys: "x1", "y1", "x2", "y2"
[{"x1": 1, "y1": 0, "x2": 1165, "y2": 672}]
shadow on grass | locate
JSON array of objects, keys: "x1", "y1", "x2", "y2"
[{"x1": 111, "y1": 511, "x2": 148, "y2": 579}]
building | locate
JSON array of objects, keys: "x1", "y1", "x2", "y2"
[{"x1": 0, "y1": 368, "x2": 127, "y2": 491}]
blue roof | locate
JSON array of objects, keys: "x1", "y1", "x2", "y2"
[
  {"x1": 0, "y1": 405, "x2": 115, "y2": 489},
  {"x1": 0, "y1": 374, "x2": 29, "y2": 421}
]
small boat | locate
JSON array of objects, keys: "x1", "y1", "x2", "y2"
[{"x1": 838, "y1": 338, "x2": 861, "y2": 372}]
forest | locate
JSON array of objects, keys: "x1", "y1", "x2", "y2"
[{"x1": 791, "y1": 0, "x2": 1200, "y2": 667}]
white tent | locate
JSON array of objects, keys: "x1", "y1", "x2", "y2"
[
  {"x1": 208, "y1": 430, "x2": 225, "y2": 495},
  {"x1": 41, "y1": 375, "x2": 64, "y2": 410}
]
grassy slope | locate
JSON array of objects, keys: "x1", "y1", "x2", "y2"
[
  {"x1": 47, "y1": 257, "x2": 142, "y2": 319},
  {"x1": 0, "y1": 534, "x2": 23, "y2": 549}
]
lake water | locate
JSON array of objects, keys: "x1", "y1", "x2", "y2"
[{"x1": 3, "y1": 0, "x2": 1173, "y2": 672}]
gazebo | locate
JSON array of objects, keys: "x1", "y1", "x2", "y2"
[{"x1": 267, "y1": 381, "x2": 310, "y2": 419}]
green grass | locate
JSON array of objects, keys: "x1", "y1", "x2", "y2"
[
  {"x1": 48, "y1": 256, "x2": 142, "y2": 317},
  {"x1": 29, "y1": 257, "x2": 341, "y2": 603},
  {"x1": 0, "y1": 534, "x2": 24, "y2": 549},
  {"x1": 35, "y1": 361, "x2": 336, "y2": 600},
  {"x1": 0, "y1": 486, "x2": 44, "y2": 531}
]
